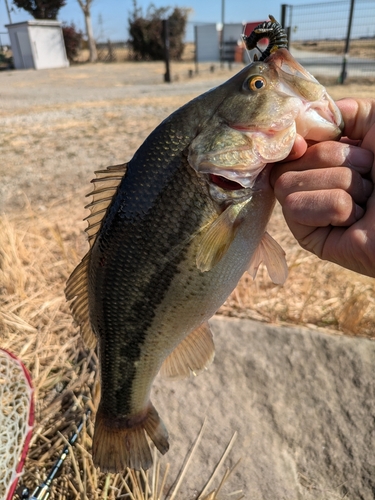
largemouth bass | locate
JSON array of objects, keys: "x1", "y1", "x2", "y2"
[{"x1": 66, "y1": 42, "x2": 342, "y2": 472}]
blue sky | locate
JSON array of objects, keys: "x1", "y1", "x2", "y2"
[{"x1": 0, "y1": 0, "x2": 316, "y2": 45}]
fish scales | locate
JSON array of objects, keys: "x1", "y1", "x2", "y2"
[
  {"x1": 66, "y1": 37, "x2": 343, "y2": 473},
  {"x1": 91, "y1": 146, "x2": 215, "y2": 418}
]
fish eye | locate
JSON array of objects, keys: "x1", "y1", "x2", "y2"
[{"x1": 247, "y1": 75, "x2": 267, "y2": 91}]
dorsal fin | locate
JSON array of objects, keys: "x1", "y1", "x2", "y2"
[
  {"x1": 65, "y1": 252, "x2": 97, "y2": 348},
  {"x1": 160, "y1": 322, "x2": 215, "y2": 379},
  {"x1": 84, "y1": 163, "x2": 127, "y2": 247},
  {"x1": 65, "y1": 163, "x2": 127, "y2": 348}
]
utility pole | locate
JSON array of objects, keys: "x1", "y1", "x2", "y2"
[
  {"x1": 220, "y1": 0, "x2": 225, "y2": 67},
  {"x1": 4, "y1": 0, "x2": 12, "y2": 24}
]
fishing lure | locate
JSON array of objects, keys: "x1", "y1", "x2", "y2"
[{"x1": 243, "y1": 15, "x2": 288, "y2": 61}]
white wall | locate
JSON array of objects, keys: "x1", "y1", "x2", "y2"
[
  {"x1": 29, "y1": 25, "x2": 68, "y2": 69},
  {"x1": 195, "y1": 24, "x2": 220, "y2": 62},
  {"x1": 6, "y1": 21, "x2": 69, "y2": 70}
]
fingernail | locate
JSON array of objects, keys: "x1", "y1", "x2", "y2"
[
  {"x1": 345, "y1": 145, "x2": 373, "y2": 173},
  {"x1": 289, "y1": 135, "x2": 307, "y2": 159}
]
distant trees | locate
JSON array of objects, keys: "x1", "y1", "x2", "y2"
[
  {"x1": 12, "y1": 0, "x2": 66, "y2": 19},
  {"x1": 128, "y1": 1, "x2": 189, "y2": 60}
]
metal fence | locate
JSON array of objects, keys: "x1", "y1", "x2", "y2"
[
  {"x1": 96, "y1": 41, "x2": 129, "y2": 62},
  {"x1": 281, "y1": 0, "x2": 375, "y2": 82}
]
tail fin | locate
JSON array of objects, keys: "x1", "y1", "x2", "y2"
[{"x1": 92, "y1": 402, "x2": 169, "y2": 472}]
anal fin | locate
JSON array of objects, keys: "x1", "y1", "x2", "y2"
[
  {"x1": 92, "y1": 402, "x2": 169, "y2": 472},
  {"x1": 247, "y1": 231, "x2": 288, "y2": 285},
  {"x1": 160, "y1": 322, "x2": 215, "y2": 379}
]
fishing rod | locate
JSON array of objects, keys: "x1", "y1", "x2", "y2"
[{"x1": 16, "y1": 410, "x2": 91, "y2": 500}]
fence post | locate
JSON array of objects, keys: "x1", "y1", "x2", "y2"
[
  {"x1": 194, "y1": 25, "x2": 199, "y2": 74},
  {"x1": 162, "y1": 19, "x2": 171, "y2": 83},
  {"x1": 281, "y1": 4, "x2": 287, "y2": 28},
  {"x1": 281, "y1": 4, "x2": 291, "y2": 49},
  {"x1": 340, "y1": 0, "x2": 355, "y2": 84}
]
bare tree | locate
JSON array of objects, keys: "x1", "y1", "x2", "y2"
[{"x1": 76, "y1": 0, "x2": 97, "y2": 62}]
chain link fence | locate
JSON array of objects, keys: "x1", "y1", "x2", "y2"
[{"x1": 281, "y1": 0, "x2": 375, "y2": 82}]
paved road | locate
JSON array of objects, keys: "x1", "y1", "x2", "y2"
[{"x1": 290, "y1": 47, "x2": 375, "y2": 79}]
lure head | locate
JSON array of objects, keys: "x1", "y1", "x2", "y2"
[{"x1": 242, "y1": 14, "x2": 288, "y2": 61}]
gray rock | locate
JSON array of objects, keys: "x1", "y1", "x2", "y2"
[{"x1": 152, "y1": 316, "x2": 375, "y2": 499}]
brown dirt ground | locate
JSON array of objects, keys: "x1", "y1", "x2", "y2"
[
  {"x1": 1, "y1": 61, "x2": 375, "y2": 337},
  {"x1": 1, "y1": 60, "x2": 374, "y2": 213}
]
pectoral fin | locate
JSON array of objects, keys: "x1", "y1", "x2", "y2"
[
  {"x1": 160, "y1": 322, "x2": 215, "y2": 379},
  {"x1": 247, "y1": 232, "x2": 288, "y2": 285},
  {"x1": 196, "y1": 200, "x2": 248, "y2": 272}
]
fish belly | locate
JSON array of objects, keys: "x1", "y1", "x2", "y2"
[{"x1": 148, "y1": 186, "x2": 276, "y2": 359}]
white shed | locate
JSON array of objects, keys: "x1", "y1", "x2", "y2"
[{"x1": 6, "y1": 20, "x2": 69, "y2": 70}]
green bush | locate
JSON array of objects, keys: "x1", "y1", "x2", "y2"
[
  {"x1": 128, "y1": 1, "x2": 189, "y2": 61},
  {"x1": 12, "y1": 0, "x2": 66, "y2": 19}
]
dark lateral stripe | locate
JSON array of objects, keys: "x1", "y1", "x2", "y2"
[{"x1": 89, "y1": 153, "x2": 214, "y2": 416}]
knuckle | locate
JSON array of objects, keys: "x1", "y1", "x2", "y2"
[
  {"x1": 309, "y1": 141, "x2": 347, "y2": 167},
  {"x1": 330, "y1": 190, "x2": 353, "y2": 222}
]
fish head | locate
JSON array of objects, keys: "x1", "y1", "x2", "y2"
[
  {"x1": 266, "y1": 48, "x2": 344, "y2": 141},
  {"x1": 188, "y1": 48, "x2": 343, "y2": 189}
]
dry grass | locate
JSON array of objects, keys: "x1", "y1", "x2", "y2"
[
  {"x1": 0, "y1": 204, "x2": 244, "y2": 498},
  {"x1": 2, "y1": 169, "x2": 375, "y2": 498},
  {"x1": 75, "y1": 43, "x2": 196, "y2": 64},
  {"x1": 1, "y1": 64, "x2": 375, "y2": 497},
  {"x1": 291, "y1": 38, "x2": 375, "y2": 59}
]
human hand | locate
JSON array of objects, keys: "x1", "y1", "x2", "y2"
[{"x1": 270, "y1": 98, "x2": 375, "y2": 277}]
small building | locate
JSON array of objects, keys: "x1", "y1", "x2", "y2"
[
  {"x1": 222, "y1": 23, "x2": 243, "y2": 62},
  {"x1": 195, "y1": 24, "x2": 220, "y2": 62},
  {"x1": 6, "y1": 20, "x2": 69, "y2": 70}
]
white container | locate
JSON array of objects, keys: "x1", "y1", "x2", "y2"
[{"x1": 6, "y1": 20, "x2": 69, "y2": 70}]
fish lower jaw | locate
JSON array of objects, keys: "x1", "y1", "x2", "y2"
[{"x1": 297, "y1": 98, "x2": 343, "y2": 141}]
